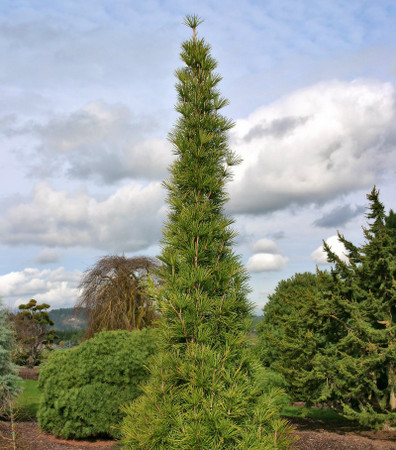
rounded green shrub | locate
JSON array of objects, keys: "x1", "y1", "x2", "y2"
[{"x1": 38, "y1": 328, "x2": 157, "y2": 439}]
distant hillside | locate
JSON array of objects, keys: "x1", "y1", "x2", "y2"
[
  {"x1": 250, "y1": 315, "x2": 263, "y2": 334},
  {"x1": 49, "y1": 307, "x2": 87, "y2": 331},
  {"x1": 48, "y1": 309, "x2": 261, "y2": 332}
]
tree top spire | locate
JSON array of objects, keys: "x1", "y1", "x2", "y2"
[{"x1": 184, "y1": 14, "x2": 204, "y2": 41}]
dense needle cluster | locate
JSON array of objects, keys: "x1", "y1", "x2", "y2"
[
  {"x1": 120, "y1": 15, "x2": 292, "y2": 449},
  {"x1": 258, "y1": 187, "x2": 396, "y2": 429}
]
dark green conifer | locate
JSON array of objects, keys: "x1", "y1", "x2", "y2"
[
  {"x1": 0, "y1": 300, "x2": 21, "y2": 406},
  {"x1": 257, "y1": 187, "x2": 396, "y2": 428},
  {"x1": 319, "y1": 187, "x2": 396, "y2": 427},
  {"x1": 120, "y1": 15, "x2": 293, "y2": 449},
  {"x1": 385, "y1": 208, "x2": 396, "y2": 252},
  {"x1": 257, "y1": 272, "x2": 334, "y2": 403}
]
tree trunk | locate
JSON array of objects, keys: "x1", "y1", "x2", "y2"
[{"x1": 389, "y1": 363, "x2": 396, "y2": 410}]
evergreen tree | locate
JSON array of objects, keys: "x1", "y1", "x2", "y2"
[
  {"x1": 321, "y1": 187, "x2": 396, "y2": 427},
  {"x1": 257, "y1": 272, "x2": 335, "y2": 403},
  {"x1": 0, "y1": 301, "x2": 21, "y2": 406},
  {"x1": 385, "y1": 208, "x2": 396, "y2": 252},
  {"x1": 120, "y1": 15, "x2": 293, "y2": 449},
  {"x1": 257, "y1": 187, "x2": 396, "y2": 428},
  {"x1": 11, "y1": 299, "x2": 56, "y2": 367}
]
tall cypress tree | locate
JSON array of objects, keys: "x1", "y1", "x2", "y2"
[{"x1": 120, "y1": 15, "x2": 292, "y2": 449}]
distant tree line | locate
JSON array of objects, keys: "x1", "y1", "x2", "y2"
[{"x1": 49, "y1": 308, "x2": 87, "y2": 331}]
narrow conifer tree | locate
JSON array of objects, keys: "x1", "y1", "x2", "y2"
[
  {"x1": 120, "y1": 15, "x2": 292, "y2": 449},
  {"x1": 0, "y1": 301, "x2": 21, "y2": 407}
]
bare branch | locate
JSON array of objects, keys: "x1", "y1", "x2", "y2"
[{"x1": 75, "y1": 255, "x2": 160, "y2": 339}]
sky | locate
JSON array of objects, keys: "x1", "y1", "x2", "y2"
[{"x1": 1, "y1": 0, "x2": 396, "y2": 313}]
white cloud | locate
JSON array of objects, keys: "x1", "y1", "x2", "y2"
[
  {"x1": 246, "y1": 237, "x2": 288, "y2": 272},
  {"x1": 229, "y1": 79, "x2": 396, "y2": 214},
  {"x1": 0, "y1": 181, "x2": 165, "y2": 251},
  {"x1": 246, "y1": 253, "x2": 288, "y2": 272},
  {"x1": 252, "y1": 238, "x2": 280, "y2": 254},
  {"x1": 11, "y1": 102, "x2": 173, "y2": 183},
  {"x1": 311, "y1": 235, "x2": 348, "y2": 265},
  {"x1": 0, "y1": 267, "x2": 81, "y2": 309}
]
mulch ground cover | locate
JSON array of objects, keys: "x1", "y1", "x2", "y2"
[
  {"x1": 0, "y1": 417, "x2": 395, "y2": 449},
  {"x1": 289, "y1": 416, "x2": 396, "y2": 449},
  {"x1": 0, "y1": 420, "x2": 116, "y2": 449},
  {"x1": 18, "y1": 367, "x2": 39, "y2": 381}
]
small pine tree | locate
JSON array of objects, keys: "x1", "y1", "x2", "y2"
[
  {"x1": 120, "y1": 15, "x2": 293, "y2": 449},
  {"x1": 0, "y1": 301, "x2": 21, "y2": 406},
  {"x1": 11, "y1": 299, "x2": 56, "y2": 367}
]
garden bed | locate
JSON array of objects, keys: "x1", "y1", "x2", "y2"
[{"x1": 0, "y1": 418, "x2": 395, "y2": 449}]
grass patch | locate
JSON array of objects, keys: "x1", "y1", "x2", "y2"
[
  {"x1": 281, "y1": 405, "x2": 347, "y2": 421},
  {"x1": 13, "y1": 379, "x2": 42, "y2": 419}
]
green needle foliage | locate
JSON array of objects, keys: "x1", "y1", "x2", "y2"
[
  {"x1": 385, "y1": 208, "x2": 396, "y2": 252},
  {"x1": 119, "y1": 15, "x2": 293, "y2": 449},
  {"x1": 256, "y1": 271, "x2": 334, "y2": 403},
  {"x1": 0, "y1": 300, "x2": 21, "y2": 407},
  {"x1": 38, "y1": 329, "x2": 157, "y2": 439},
  {"x1": 258, "y1": 187, "x2": 396, "y2": 429},
  {"x1": 321, "y1": 186, "x2": 396, "y2": 427}
]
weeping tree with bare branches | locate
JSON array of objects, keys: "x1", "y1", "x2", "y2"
[{"x1": 75, "y1": 255, "x2": 159, "y2": 339}]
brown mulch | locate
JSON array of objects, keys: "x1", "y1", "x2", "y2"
[
  {"x1": 0, "y1": 418, "x2": 395, "y2": 449},
  {"x1": 0, "y1": 421, "x2": 116, "y2": 449},
  {"x1": 289, "y1": 416, "x2": 396, "y2": 449},
  {"x1": 18, "y1": 367, "x2": 39, "y2": 381}
]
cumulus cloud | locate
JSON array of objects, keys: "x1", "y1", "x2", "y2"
[
  {"x1": 0, "y1": 267, "x2": 81, "y2": 309},
  {"x1": 11, "y1": 102, "x2": 173, "y2": 183},
  {"x1": 313, "y1": 204, "x2": 365, "y2": 227},
  {"x1": 35, "y1": 248, "x2": 61, "y2": 264},
  {"x1": 0, "y1": 181, "x2": 165, "y2": 251},
  {"x1": 229, "y1": 79, "x2": 396, "y2": 215},
  {"x1": 246, "y1": 253, "x2": 288, "y2": 272},
  {"x1": 246, "y1": 237, "x2": 288, "y2": 272},
  {"x1": 252, "y1": 238, "x2": 280, "y2": 254},
  {"x1": 311, "y1": 235, "x2": 348, "y2": 265}
]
